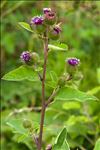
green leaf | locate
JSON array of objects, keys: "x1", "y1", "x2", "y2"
[
  {"x1": 62, "y1": 102, "x2": 81, "y2": 110},
  {"x1": 87, "y1": 86, "x2": 100, "y2": 95},
  {"x1": 62, "y1": 140, "x2": 70, "y2": 150},
  {"x1": 19, "y1": 22, "x2": 34, "y2": 33},
  {"x1": 55, "y1": 87, "x2": 99, "y2": 102},
  {"x1": 94, "y1": 138, "x2": 100, "y2": 150},
  {"x1": 46, "y1": 71, "x2": 58, "y2": 88},
  {"x1": 54, "y1": 127, "x2": 67, "y2": 149},
  {"x1": 2, "y1": 65, "x2": 39, "y2": 81},
  {"x1": 6, "y1": 119, "x2": 27, "y2": 135},
  {"x1": 48, "y1": 43, "x2": 68, "y2": 52}
]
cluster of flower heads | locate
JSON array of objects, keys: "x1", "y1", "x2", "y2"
[
  {"x1": 31, "y1": 8, "x2": 55, "y2": 25},
  {"x1": 20, "y1": 51, "x2": 80, "y2": 68},
  {"x1": 30, "y1": 8, "x2": 61, "y2": 39},
  {"x1": 20, "y1": 8, "x2": 80, "y2": 71}
]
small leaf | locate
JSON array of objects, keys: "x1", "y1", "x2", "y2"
[
  {"x1": 55, "y1": 127, "x2": 67, "y2": 147},
  {"x1": 2, "y1": 65, "x2": 39, "y2": 81},
  {"x1": 94, "y1": 138, "x2": 100, "y2": 150},
  {"x1": 19, "y1": 22, "x2": 33, "y2": 33},
  {"x1": 48, "y1": 43, "x2": 68, "y2": 51},
  {"x1": 55, "y1": 87, "x2": 99, "y2": 102}
]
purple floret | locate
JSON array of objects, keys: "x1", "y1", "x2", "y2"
[
  {"x1": 31, "y1": 16, "x2": 44, "y2": 25},
  {"x1": 20, "y1": 51, "x2": 31, "y2": 62},
  {"x1": 43, "y1": 8, "x2": 51, "y2": 14},
  {"x1": 67, "y1": 58, "x2": 80, "y2": 66}
]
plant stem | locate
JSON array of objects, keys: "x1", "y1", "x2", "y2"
[
  {"x1": 38, "y1": 32, "x2": 48, "y2": 150},
  {"x1": 46, "y1": 86, "x2": 59, "y2": 107}
]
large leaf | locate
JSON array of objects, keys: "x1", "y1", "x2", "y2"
[
  {"x1": 62, "y1": 102, "x2": 81, "y2": 110},
  {"x1": 2, "y1": 65, "x2": 39, "y2": 81},
  {"x1": 19, "y1": 22, "x2": 34, "y2": 33},
  {"x1": 48, "y1": 43, "x2": 68, "y2": 52},
  {"x1": 62, "y1": 140, "x2": 70, "y2": 150},
  {"x1": 55, "y1": 87, "x2": 99, "y2": 102},
  {"x1": 53, "y1": 127, "x2": 67, "y2": 149},
  {"x1": 6, "y1": 119, "x2": 27, "y2": 135},
  {"x1": 94, "y1": 138, "x2": 100, "y2": 150}
]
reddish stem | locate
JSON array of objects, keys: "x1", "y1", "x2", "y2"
[{"x1": 38, "y1": 33, "x2": 48, "y2": 150}]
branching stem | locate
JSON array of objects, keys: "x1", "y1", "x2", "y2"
[
  {"x1": 38, "y1": 32, "x2": 48, "y2": 150},
  {"x1": 46, "y1": 87, "x2": 59, "y2": 107}
]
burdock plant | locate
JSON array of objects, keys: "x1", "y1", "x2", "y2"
[{"x1": 2, "y1": 8, "x2": 98, "y2": 150}]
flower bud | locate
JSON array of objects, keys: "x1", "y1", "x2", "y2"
[
  {"x1": 31, "y1": 52, "x2": 39, "y2": 64},
  {"x1": 66, "y1": 57, "x2": 80, "y2": 75},
  {"x1": 43, "y1": 8, "x2": 51, "y2": 14},
  {"x1": 73, "y1": 72, "x2": 83, "y2": 81},
  {"x1": 58, "y1": 74, "x2": 67, "y2": 87},
  {"x1": 23, "y1": 119, "x2": 32, "y2": 129},
  {"x1": 20, "y1": 51, "x2": 39, "y2": 65},
  {"x1": 67, "y1": 58, "x2": 80, "y2": 66},
  {"x1": 31, "y1": 16, "x2": 45, "y2": 33},
  {"x1": 44, "y1": 11, "x2": 56, "y2": 25},
  {"x1": 20, "y1": 51, "x2": 32, "y2": 65},
  {"x1": 46, "y1": 144, "x2": 52, "y2": 150},
  {"x1": 49, "y1": 25, "x2": 61, "y2": 40}
]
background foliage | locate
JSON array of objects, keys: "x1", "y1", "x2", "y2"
[{"x1": 1, "y1": 1, "x2": 100, "y2": 150}]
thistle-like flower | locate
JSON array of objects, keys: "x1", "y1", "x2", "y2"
[
  {"x1": 31, "y1": 16, "x2": 46, "y2": 33},
  {"x1": 45, "y1": 11, "x2": 55, "y2": 20},
  {"x1": 49, "y1": 25, "x2": 61, "y2": 40},
  {"x1": 20, "y1": 51, "x2": 31, "y2": 63},
  {"x1": 43, "y1": 8, "x2": 51, "y2": 14},
  {"x1": 44, "y1": 11, "x2": 56, "y2": 25},
  {"x1": 31, "y1": 16, "x2": 44, "y2": 25},
  {"x1": 53, "y1": 26, "x2": 61, "y2": 34},
  {"x1": 67, "y1": 58, "x2": 80, "y2": 66}
]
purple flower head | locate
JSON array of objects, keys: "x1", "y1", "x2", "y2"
[
  {"x1": 53, "y1": 26, "x2": 61, "y2": 34},
  {"x1": 45, "y1": 11, "x2": 55, "y2": 20},
  {"x1": 20, "y1": 51, "x2": 31, "y2": 62},
  {"x1": 67, "y1": 58, "x2": 80, "y2": 66},
  {"x1": 31, "y1": 16, "x2": 44, "y2": 25},
  {"x1": 43, "y1": 8, "x2": 51, "y2": 14}
]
